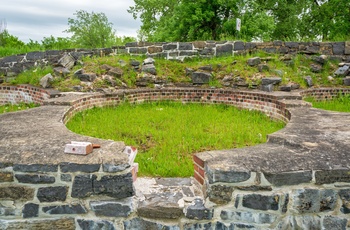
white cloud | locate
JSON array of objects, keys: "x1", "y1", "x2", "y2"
[{"x1": 0, "y1": 0, "x2": 141, "y2": 43}]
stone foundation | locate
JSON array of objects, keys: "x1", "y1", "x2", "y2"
[{"x1": 0, "y1": 87, "x2": 350, "y2": 229}]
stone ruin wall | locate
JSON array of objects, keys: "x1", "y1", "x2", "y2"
[
  {"x1": 0, "y1": 41, "x2": 349, "y2": 79},
  {"x1": 1, "y1": 87, "x2": 350, "y2": 229}
]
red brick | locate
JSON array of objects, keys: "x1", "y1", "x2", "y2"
[{"x1": 193, "y1": 155, "x2": 205, "y2": 168}]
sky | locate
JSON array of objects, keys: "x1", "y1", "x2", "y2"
[{"x1": 0, "y1": 0, "x2": 142, "y2": 43}]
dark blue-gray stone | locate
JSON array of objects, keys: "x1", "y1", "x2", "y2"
[
  {"x1": 242, "y1": 194, "x2": 279, "y2": 211},
  {"x1": 15, "y1": 174, "x2": 55, "y2": 184},
  {"x1": 332, "y1": 42, "x2": 345, "y2": 55},
  {"x1": 93, "y1": 173, "x2": 134, "y2": 199},
  {"x1": 264, "y1": 171, "x2": 312, "y2": 186},
  {"x1": 285, "y1": 42, "x2": 299, "y2": 48},
  {"x1": 102, "y1": 163, "x2": 130, "y2": 173},
  {"x1": 60, "y1": 174, "x2": 72, "y2": 182},
  {"x1": 234, "y1": 41, "x2": 245, "y2": 51},
  {"x1": 42, "y1": 203, "x2": 87, "y2": 214},
  {"x1": 191, "y1": 72, "x2": 212, "y2": 84},
  {"x1": 323, "y1": 216, "x2": 347, "y2": 230},
  {"x1": 216, "y1": 44, "x2": 233, "y2": 56},
  {"x1": 315, "y1": 170, "x2": 350, "y2": 184},
  {"x1": 304, "y1": 76, "x2": 313, "y2": 87},
  {"x1": 163, "y1": 43, "x2": 177, "y2": 50},
  {"x1": 90, "y1": 199, "x2": 132, "y2": 217},
  {"x1": 179, "y1": 42, "x2": 193, "y2": 50},
  {"x1": 37, "y1": 186, "x2": 68, "y2": 202},
  {"x1": 124, "y1": 218, "x2": 180, "y2": 230},
  {"x1": 60, "y1": 163, "x2": 100, "y2": 173},
  {"x1": 77, "y1": 219, "x2": 115, "y2": 230},
  {"x1": 13, "y1": 164, "x2": 58, "y2": 172},
  {"x1": 71, "y1": 174, "x2": 96, "y2": 198},
  {"x1": 207, "y1": 168, "x2": 251, "y2": 183},
  {"x1": 247, "y1": 57, "x2": 261, "y2": 66},
  {"x1": 22, "y1": 203, "x2": 39, "y2": 218},
  {"x1": 220, "y1": 210, "x2": 277, "y2": 224},
  {"x1": 186, "y1": 198, "x2": 213, "y2": 220},
  {"x1": 261, "y1": 77, "x2": 282, "y2": 85}
]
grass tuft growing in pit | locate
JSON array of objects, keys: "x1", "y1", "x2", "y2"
[
  {"x1": 304, "y1": 94, "x2": 350, "y2": 112},
  {"x1": 0, "y1": 102, "x2": 39, "y2": 114},
  {"x1": 66, "y1": 101, "x2": 285, "y2": 177}
]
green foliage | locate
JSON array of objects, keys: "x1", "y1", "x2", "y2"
[
  {"x1": 41, "y1": 36, "x2": 74, "y2": 50},
  {"x1": 0, "y1": 102, "x2": 39, "y2": 114},
  {"x1": 11, "y1": 66, "x2": 53, "y2": 86},
  {"x1": 129, "y1": 0, "x2": 350, "y2": 42},
  {"x1": 67, "y1": 101, "x2": 285, "y2": 177},
  {"x1": 305, "y1": 94, "x2": 350, "y2": 112},
  {"x1": 65, "y1": 10, "x2": 116, "y2": 48}
]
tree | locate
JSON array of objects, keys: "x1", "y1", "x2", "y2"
[
  {"x1": 65, "y1": 10, "x2": 116, "y2": 48},
  {"x1": 129, "y1": 0, "x2": 349, "y2": 42},
  {"x1": 0, "y1": 30, "x2": 25, "y2": 47}
]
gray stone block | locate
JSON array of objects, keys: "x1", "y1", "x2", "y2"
[
  {"x1": 93, "y1": 173, "x2": 134, "y2": 199},
  {"x1": 163, "y1": 43, "x2": 177, "y2": 50},
  {"x1": 60, "y1": 163, "x2": 100, "y2": 173},
  {"x1": 78, "y1": 219, "x2": 116, "y2": 230},
  {"x1": 334, "y1": 65, "x2": 350, "y2": 77},
  {"x1": 242, "y1": 194, "x2": 279, "y2": 211},
  {"x1": 76, "y1": 73, "x2": 97, "y2": 82},
  {"x1": 304, "y1": 76, "x2": 313, "y2": 87},
  {"x1": 199, "y1": 48, "x2": 214, "y2": 55},
  {"x1": 315, "y1": 170, "x2": 350, "y2": 184},
  {"x1": 207, "y1": 168, "x2": 251, "y2": 183},
  {"x1": 285, "y1": 42, "x2": 299, "y2": 48},
  {"x1": 208, "y1": 185, "x2": 234, "y2": 204},
  {"x1": 13, "y1": 164, "x2": 58, "y2": 172},
  {"x1": 42, "y1": 203, "x2": 87, "y2": 214},
  {"x1": 26, "y1": 51, "x2": 46, "y2": 61},
  {"x1": 247, "y1": 57, "x2": 261, "y2": 66},
  {"x1": 261, "y1": 75, "x2": 282, "y2": 86},
  {"x1": 71, "y1": 174, "x2": 96, "y2": 198},
  {"x1": 60, "y1": 174, "x2": 72, "y2": 182},
  {"x1": 102, "y1": 163, "x2": 130, "y2": 172},
  {"x1": 90, "y1": 199, "x2": 132, "y2": 217},
  {"x1": 183, "y1": 222, "x2": 213, "y2": 230},
  {"x1": 186, "y1": 198, "x2": 213, "y2": 220},
  {"x1": 343, "y1": 77, "x2": 350, "y2": 86},
  {"x1": 293, "y1": 189, "x2": 337, "y2": 213},
  {"x1": 22, "y1": 203, "x2": 39, "y2": 218},
  {"x1": 124, "y1": 218, "x2": 180, "y2": 230},
  {"x1": 264, "y1": 171, "x2": 312, "y2": 186},
  {"x1": 277, "y1": 216, "x2": 321, "y2": 230},
  {"x1": 179, "y1": 42, "x2": 193, "y2": 50},
  {"x1": 216, "y1": 44, "x2": 233, "y2": 56},
  {"x1": 15, "y1": 174, "x2": 55, "y2": 184},
  {"x1": 141, "y1": 64, "x2": 157, "y2": 75},
  {"x1": 129, "y1": 47, "x2": 147, "y2": 54},
  {"x1": 234, "y1": 41, "x2": 245, "y2": 51},
  {"x1": 191, "y1": 72, "x2": 212, "y2": 84},
  {"x1": 37, "y1": 186, "x2": 68, "y2": 202},
  {"x1": 220, "y1": 210, "x2": 277, "y2": 224},
  {"x1": 323, "y1": 216, "x2": 347, "y2": 230},
  {"x1": 138, "y1": 192, "x2": 183, "y2": 219},
  {"x1": 332, "y1": 42, "x2": 345, "y2": 55},
  {"x1": 310, "y1": 63, "x2": 323, "y2": 73}
]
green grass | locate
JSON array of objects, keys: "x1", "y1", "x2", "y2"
[
  {"x1": 10, "y1": 66, "x2": 53, "y2": 86},
  {"x1": 0, "y1": 102, "x2": 39, "y2": 114},
  {"x1": 66, "y1": 101, "x2": 285, "y2": 177},
  {"x1": 304, "y1": 94, "x2": 350, "y2": 112}
]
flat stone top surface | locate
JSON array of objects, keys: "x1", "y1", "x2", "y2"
[
  {"x1": 0, "y1": 105, "x2": 127, "y2": 165},
  {"x1": 200, "y1": 106, "x2": 350, "y2": 173}
]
